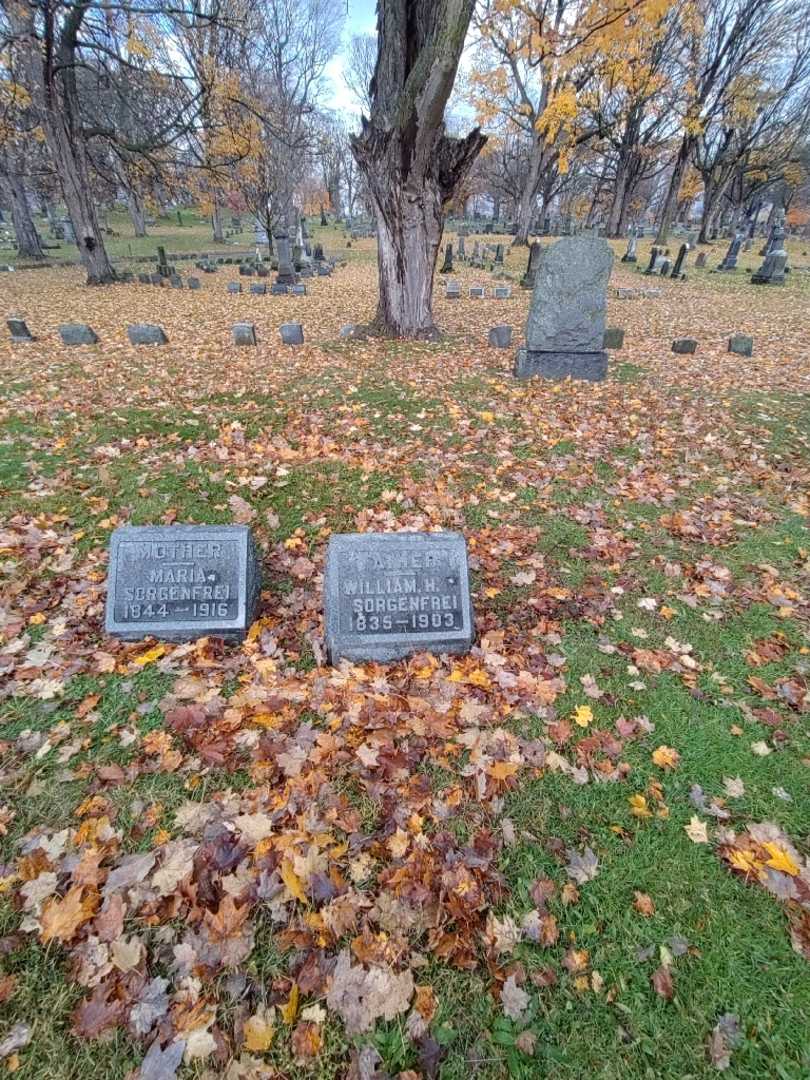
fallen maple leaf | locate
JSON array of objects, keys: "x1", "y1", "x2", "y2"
[
  {"x1": 40, "y1": 885, "x2": 98, "y2": 943},
  {"x1": 565, "y1": 847, "x2": 599, "y2": 884},
  {"x1": 573, "y1": 705, "x2": 593, "y2": 728},
  {"x1": 652, "y1": 745, "x2": 680, "y2": 770},
  {"x1": 651, "y1": 965, "x2": 674, "y2": 1000},
  {"x1": 633, "y1": 891, "x2": 655, "y2": 916},
  {"x1": 243, "y1": 1006, "x2": 275, "y2": 1052},
  {"x1": 228, "y1": 494, "x2": 256, "y2": 523},
  {"x1": 684, "y1": 816, "x2": 709, "y2": 844},
  {"x1": 500, "y1": 974, "x2": 530, "y2": 1021}
]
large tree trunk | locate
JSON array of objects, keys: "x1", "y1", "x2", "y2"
[
  {"x1": 128, "y1": 188, "x2": 147, "y2": 237},
  {"x1": 514, "y1": 144, "x2": 543, "y2": 246},
  {"x1": 2, "y1": 166, "x2": 44, "y2": 259},
  {"x1": 48, "y1": 111, "x2": 116, "y2": 282},
  {"x1": 212, "y1": 202, "x2": 225, "y2": 242},
  {"x1": 11, "y1": 5, "x2": 115, "y2": 283},
  {"x1": 655, "y1": 137, "x2": 691, "y2": 245},
  {"x1": 351, "y1": 0, "x2": 486, "y2": 338}
]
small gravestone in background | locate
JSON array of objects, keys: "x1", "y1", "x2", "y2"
[
  {"x1": 488, "y1": 325, "x2": 512, "y2": 348},
  {"x1": 59, "y1": 323, "x2": 98, "y2": 345},
  {"x1": 324, "y1": 532, "x2": 474, "y2": 664},
  {"x1": 728, "y1": 333, "x2": 753, "y2": 356},
  {"x1": 170, "y1": 274, "x2": 183, "y2": 288},
  {"x1": 275, "y1": 232, "x2": 297, "y2": 285},
  {"x1": 493, "y1": 244, "x2": 504, "y2": 266},
  {"x1": 672, "y1": 337, "x2": 698, "y2": 354},
  {"x1": 695, "y1": 251, "x2": 707, "y2": 268},
  {"x1": 515, "y1": 235, "x2": 613, "y2": 382},
  {"x1": 232, "y1": 322, "x2": 257, "y2": 346},
  {"x1": 521, "y1": 242, "x2": 542, "y2": 289},
  {"x1": 469, "y1": 285, "x2": 485, "y2": 298},
  {"x1": 291, "y1": 284, "x2": 307, "y2": 295},
  {"x1": 105, "y1": 524, "x2": 260, "y2": 642},
  {"x1": 457, "y1": 236, "x2": 466, "y2": 260},
  {"x1": 644, "y1": 247, "x2": 663, "y2": 275},
  {"x1": 187, "y1": 277, "x2": 201, "y2": 290},
  {"x1": 494, "y1": 285, "x2": 512, "y2": 299},
  {"x1": 228, "y1": 281, "x2": 242, "y2": 294},
  {"x1": 7, "y1": 318, "x2": 34, "y2": 342},
  {"x1": 138, "y1": 273, "x2": 151, "y2": 284},
  {"x1": 751, "y1": 222, "x2": 787, "y2": 285},
  {"x1": 280, "y1": 322, "x2": 304, "y2": 345},
  {"x1": 603, "y1": 327, "x2": 625, "y2": 349},
  {"x1": 716, "y1": 234, "x2": 742, "y2": 272},
  {"x1": 271, "y1": 283, "x2": 288, "y2": 295},
  {"x1": 670, "y1": 243, "x2": 689, "y2": 279},
  {"x1": 445, "y1": 281, "x2": 460, "y2": 299},
  {"x1": 621, "y1": 233, "x2": 637, "y2": 263},
  {"x1": 439, "y1": 243, "x2": 454, "y2": 274},
  {"x1": 128, "y1": 324, "x2": 167, "y2": 346},
  {"x1": 658, "y1": 258, "x2": 671, "y2": 276},
  {"x1": 250, "y1": 282, "x2": 266, "y2": 295}
]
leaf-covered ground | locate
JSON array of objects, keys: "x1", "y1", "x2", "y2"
[{"x1": 1, "y1": 227, "x2": 809, "y2": 1079}]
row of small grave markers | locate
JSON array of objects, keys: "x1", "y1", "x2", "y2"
[{"x1": 6, "y1": 318, "x2": 306, "y2": 347}]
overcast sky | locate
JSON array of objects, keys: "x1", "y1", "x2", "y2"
[{"x1": 323, "y1": 0, "x2": 378, "y2": 115}]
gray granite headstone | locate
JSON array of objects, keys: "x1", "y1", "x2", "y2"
[
  {"x1": 105, "y1": 524, "x2": 260, "y2": 642},
  {"x1": 232, "y1": 322, "x2": 257, "y2": 346},
  {"x1": 695, "y1": 252, "x2": 707, "y2": 269},
  {"x1": 170, "y1": 274, "x2": 183, "y2": 288},
  {"x1": 324, "y1": 531, "x2": 474, "y2": 664},
  {"x1": 228, "y1": 281, "x2": 242, "y2": 294},
  {"x1": 59, "y1": 323, "x2": 99, "y2": 345},
  {"x1": 127, "y1": 324, "x2": 167, "y2": 346},
  {"x1": 469, "y1": 286, "x2": 485, "y2": 298},
  {"x1": 187, "y1": 277, "x2": 201, "y2": 290},
  {"x1": 672, "y1": 338, "x2": 698, "y2": 354},
  {"x1": 728, "y1": 333, "x2": 753, "y2": 357},
  {"x1": 7, "y1": 318, "x2": 33, "y2": 342},
  {"x1": 445, "y1": 282, "x2": 461, "y2": 298},
  {"x1": 603, "y1": 327, "x2": 625, "y2": 349},
  {"x1": 271, "y1": 283, "x2": 288, "y2": 295},
  {"x1": 494, "y1": 286, "x2": 512, "y2": 299},
  {"x1": 280, "y1": 322, "x2": 304, "y2": 345},
  {"x1": 250, "y1": 282, "x2": 266, "y2": 295},
  {"x1": 291, "y1": 284, "x2": 307, "y2": 295},
  {"x1": 488, "y1": 325, "x2": 512, "y2": 348},
  {"x1": 516, "y1": 235, "x2": 612, "y2": 381}
]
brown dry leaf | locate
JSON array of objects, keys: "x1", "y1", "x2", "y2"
[
  {"x1": 651, "y1": 965, "x2": 674, "y2": 1000},
  {"x1": 40, "y1": 885, "x2": 98, "y2": 943},
  {"x1": 633, "y1": 891, "x2": 655, "y2": 917}
]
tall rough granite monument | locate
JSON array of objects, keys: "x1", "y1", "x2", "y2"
[
  {"x1": 325, "y1": 532, "x2": 474, "y2": 664},
  {"x1": 105, "y1": 525, "x2": 260, "y2": 641},
  {"x1": 514, "y1": 235, "x2": 613, "y2": 382}
]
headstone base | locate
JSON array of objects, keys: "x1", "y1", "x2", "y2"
[{"x1": 514, "y1": 348, "x2": 608, "y2": 382}]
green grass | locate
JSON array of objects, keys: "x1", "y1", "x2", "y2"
[{"x1": 1, "y1": 231, "x2": 809, "y2": 1079}]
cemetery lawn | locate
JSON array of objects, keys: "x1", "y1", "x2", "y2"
[{"x1": 1, "y1": 230, "x2": 809, "y2": 1079}]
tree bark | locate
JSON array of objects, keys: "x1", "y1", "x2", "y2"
[
  {"x1": 48, "y1": 108, "x2": 116, "y2": 282},
  {"x1": 2, "y1": 166, "x2": 44, "y2": 259},
  {"x1": 128, "y1": 188, "x2": 147, "y2": 237},
  {"x1": 351, "y1": 0, "x2": 486, "y2": 337},
  {"x1": 655, "y1": 137, "x2": 692, "y2": 245},
  {"x1": 212, "y1": 202, "x2": 225, "y2": 242},
  {"x1": 514, "y1": 144, "x2": 543, "y2": 246},
  {"x1": 10, "y1": 4, "x2": 115, "y2": 283}
]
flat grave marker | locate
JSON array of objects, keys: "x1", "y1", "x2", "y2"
[
  {"x1": 105, "y1": 524, "x2": 260, "y2": 642},
  {"x1": 324, "y1": 531, "x2": 474, "y2": 664}
]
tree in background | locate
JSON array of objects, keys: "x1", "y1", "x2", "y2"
[
  {"x1": 0, "y1": 69, "x2": 45, "y2": 257},
  {"x1": 351, "y1": 0, "x2": 486, "y2": 338}
]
